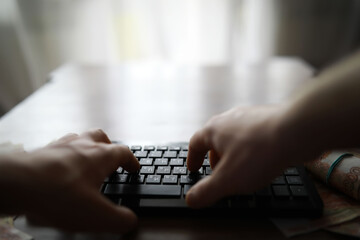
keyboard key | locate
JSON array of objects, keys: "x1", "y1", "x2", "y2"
[
  {"x1": 178, "y1": 151, "x2": 188, "y2": 158},
  {"x1": 169, "y1": 146, "x2": 181, "y2": 151},
  {"x1": 149, "y1": 151, "x2": 163, "y2": 158},
  {"x1": 146, "y1": 175, "x2": 161, "y2": 184},
  {"x1": 140, "y1": 166, "x2": 155, "y2": 174},
  {"x1": 163, "y1": 151, "x2": 177, "y2": 158},
  {"x1": 139, "y1": 158, "x2": 153, "y2": 166},
  {"x1": 284, "y1": 167, "x2": 299, "y2": 176},
  {"x1": 169, "y1": 158, "x2": 184, "y2": 166},
  {"x1": 290, "y1": 186, "x2": 308, "y2": 197},
  {"x1": 183, "y1": 185, "x2": 192, "y2": 195},
  {"x1": 173, "y1": 167, "x2": 187, "y2": 175},
  {"x1": 157, "y1": 166, "x2": 171, "y2": 175},
  {"x1": 205, "y1": 167, "x2": 212, "y2": 175},
  {"x1": 154, "y1": 158, "x2": 168, "y2": 166},
  {"x1": 163, "y1": 175, "x2": 178, "y2": 184},
  {"x1": 182, "y1": 146, "x2": 189, "y2": 151},
  {"x1": 272, "y1": 176, "x2": 286, "y2": 185},
  {"x1": 129, "y1": 174, "x2": 145, "y2": 184},
  {"x1": 134, "y1": 151, "x2": 148, "y2": 158},
  {"x1": 131, "y1": 146, "x2": 142, "y2": 151},
  {"x1": 112, "y1": 174, "x2": 129, "y2": 183},
  {"x1": 202, "y1": 159, "x2": 210, "y2": 167},
  {"x1": 286, "y1": 176, "x2": 303, "y2": 185},
  {"x1": 189, "y1": 168, "x2": 204, "y2": 175},
  {"x1": 104, "y1": 184, "x2": 181, "y2": 197},
  {"x1": 140, "y1": 199, "x2": 187, "y2": 208},
  {"x1": 157, "y1": 146, "x2": 168, "y2": 151},
  {"x1": 180, "y1": 175, "x2": 204, "y2": 185},
  {"x1": 272, "y1": 185, "x2": 290, "y2": 197},
  {"x1": 144, "y1": 145, "x2": 155, "y2": 151}
]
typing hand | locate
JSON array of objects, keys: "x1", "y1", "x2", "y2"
[
  {"x1": 185, "y1": 105, "x2": 318, "y2": 208},
  {"x1": 4, "y1": 129, "x2": 140, "y2": 233}
]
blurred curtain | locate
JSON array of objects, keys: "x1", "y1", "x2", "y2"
[
  {"x1": 0, "y1": 0, "x2": 279, "y2": 115},
  {"x1": 1, "y1": 0, "x2": 359, "y2": 115}
]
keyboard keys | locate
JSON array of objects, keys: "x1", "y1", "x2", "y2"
[
  {"x1": 180, "y1": 175, "x2": 204, "y2": 185},
  {"x1": 140, "y1": 166, "x2": 155, "y2": 174},
  {"x1": 189, "y1": 168, "x2": 204, "y2": 175},
  {"x1": 129, "y1": 174, "x2": 145, "y2": 184},
  {"x1": 169, "y1": 146, "x2": 181, "y2": 151},
  {"x1": 134, "y1": 151, "x2": 148, "y2": 158},
  {"x1": 178, "y1": 151, "x2": 188, "y2": 158},
  {"x1": 163, "y1": 151, "x2": 177, "y2": 158},
  {"x1": 157, "y1": 146, "x2": 168, "y2": 151},
  {"x1": 173, "y1": 167, "x2": 187, "y2": 175},
  {"x1": 154, "y1": 158, "x2": 168, "y2": 166},
  {"x1": 144, "y1": 145, "x2": 155, "y2": 151},
  {"x1": 284, "y1": 167, "x2": 299, "y2": 175},
  {"x1": 163, "y1": 175, "x2": 178, "y2": 184},
  {"x1": 112, "y1": 174, "x2": 129, "y2": 183},
  {"x1": 169, "y1": 158, "x2": 184, "y2": 166},
  {"x1": 272, "y1": 185, "x2": 290, "y2": 198},
  {"x1": 104, "y1": 184, "x2": 181, "y2": 197},
  {"x1": 205, "y1": 167, "x2": 212, "y2": 175},
  {"x1": 286, "y1": 176, "x2": 303, "y2": 185},
  {"x1": 139, "y1": 158, "x2": 153, "y2": 166},
  {"x1": 131, "y1": 146, "x2": 142, "y2": 151},
  {"x1": 146, "y1": 175, "x2": 161, "y2": 184},
  {"x1": 183, "y1": 185, "x2": 192, "y2": 195},
  {"x1": 290, "y1": 186, "x2": 308, "y2": 197},
  {"x1": 103, "y1": 144, "x2": 322, "y2": 217},
  {"x1": 157, "y1": 166, "x2": 171, "y2": 175},
  {"x1": 149, "y1": 151, "x2": 163, "y2": 158},
  {"x1": 272, "y1": 176, "x2": 286, "y2": 184},
  {"x1": 202, "y1": 159, "x2": 210, "y2": 167}
]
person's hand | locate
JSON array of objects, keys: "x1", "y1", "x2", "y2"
[
  {"x1": 185, "y1": 105, "x2": 320, "y2": 208},
  {"x1": 1, "y1": 129, "x2": 140, "y2": 233}
]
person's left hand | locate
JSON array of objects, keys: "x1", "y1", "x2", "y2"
[{"x1": 1, "y1": 129, "x2": 140, "y2": 233}]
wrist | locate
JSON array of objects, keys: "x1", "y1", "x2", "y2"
[{"x1": 273, "y1": 103, "x2": 324, "y2": 165}]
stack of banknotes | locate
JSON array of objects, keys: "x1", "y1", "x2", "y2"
[{"x1": 273, "y1": 150, "x2": 360, "y2": 237}]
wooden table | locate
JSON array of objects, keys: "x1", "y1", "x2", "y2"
[{"x1": 0, "y1": 58, "x2": 347, "y2": 239}]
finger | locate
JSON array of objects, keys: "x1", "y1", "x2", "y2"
[
  {"x1": 104, "y1": 144, "x2": 140, "y2": 174},
  {"x1": 187, "y1": 128, "x2": 213, "y2": 172},
  {"x1": 80, "y1": 129, "x2": 111, "y2": 144},
  {"x1": 186, "y1": 153, "x2": 234, "y2": 208},
  {"x1": 209, "y1": 149, "x2": 220, "y2": 169},
  {"x1": 185, "y1": 174, "x2": 227, "y2": 209}
]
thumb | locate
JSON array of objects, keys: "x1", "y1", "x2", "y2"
[{"x1": 185, "y1": 173, "x2": 229, "y2": 209}]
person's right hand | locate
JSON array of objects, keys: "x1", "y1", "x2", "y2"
[
  {"x1": 0, "y1": 129, "x2": 140, "y2": 234},
  {"x1": 185, "y1": 105, "x2": 321, "y2": 209}
]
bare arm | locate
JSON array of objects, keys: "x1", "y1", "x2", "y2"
[{"x1": 186, "y1": 50, "x2": 360, "y2": 208}]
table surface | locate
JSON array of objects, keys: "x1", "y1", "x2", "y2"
[{"x1": 0, "y1": 58, "x2": 349, "y2": 239}]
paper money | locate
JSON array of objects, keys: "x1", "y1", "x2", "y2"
[
  {"x1": 306, "y1": 150, "x2": 360, "y2": 200},
  {"x1": 272, "y1": 180, "x2": 360, "y2": 237},
  {"x1": 326, "y1": 216, "x2": 360, "y2": 237},
  {"x1": 273, "y1": 151, "x2": 360, "y2": 237}
]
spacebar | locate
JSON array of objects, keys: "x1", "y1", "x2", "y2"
[{"x1": 104, "y1": 184, "x2": 181, "y2": 197}]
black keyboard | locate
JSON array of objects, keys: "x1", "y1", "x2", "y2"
[{"x1": 102, "y1": 142, "x2": 323, "y2": 217}]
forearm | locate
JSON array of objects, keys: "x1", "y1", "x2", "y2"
[{"x1": 281, "y1": 50, "x2": 360, "y2": 155}]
